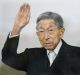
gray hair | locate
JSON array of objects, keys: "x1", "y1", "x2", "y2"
[{"x1": 36, "y1": 12, "x2": 64, "y2": 28}]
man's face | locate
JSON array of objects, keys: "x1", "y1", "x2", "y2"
[{"x1": 37, "y1": 19, "x2": 64, "y2": 50}]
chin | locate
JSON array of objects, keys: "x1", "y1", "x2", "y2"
[{"x1": 44, "y1": 47, "x2": 54, "y2": 50}]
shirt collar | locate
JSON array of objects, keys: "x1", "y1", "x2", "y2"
[{"x1": 47, "y1": 40, "x2": 62, "y2": 55}]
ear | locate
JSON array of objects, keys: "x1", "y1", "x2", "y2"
[{"x1": 60, "y1": 28, "x2": 65, "y2": 38}]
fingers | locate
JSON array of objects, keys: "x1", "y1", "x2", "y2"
[
  {"x1": 20, "y1": 3, "x2": 30, "y2": 14},
  {"x1": 18, "y1": 3, "x2": 30, "y2": 18},
  {"x1": 14, "y1": 3, "x2": 31, "y2": 28}
]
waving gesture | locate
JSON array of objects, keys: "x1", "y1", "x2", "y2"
[{"x1": 11, "y1": 3, "x2": 30, "y2": 35}]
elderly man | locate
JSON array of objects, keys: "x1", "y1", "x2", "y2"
[{"x1": 2, "y1": 3, "x2": 80, "y2": 75}]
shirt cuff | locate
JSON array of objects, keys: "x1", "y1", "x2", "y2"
[{"x1": 9, "y1": 32, "x2": 20, "y2": 38}]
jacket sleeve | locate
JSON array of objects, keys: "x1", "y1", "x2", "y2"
[{"x1": 1, "y1": 35, "x2": 29, "y2": 71}]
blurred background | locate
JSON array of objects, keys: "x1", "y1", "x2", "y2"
[{"x1": 0, "y1": 0, "x2": 80, "y2": 75}]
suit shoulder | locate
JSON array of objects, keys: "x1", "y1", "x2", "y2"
[
  {"x1": 24, "y1": 47, "x2": 44, "y2": 54},
  {"x1": 62, "y1": 40, "x2": 80, "y2": 54},
  {"x1": 25, "y1": 47, "x2": 43, "y2": 51},
  {"x1": 67, "y1": 45, "x2": 80, "y2": 56},
  {"x1": 24, "y1": 47, "x2": 45, "y2": 58},
  {"x1": 69, "y1": 45, "x2": 80, "y2": 50},
  {"x1": 62, "y1": 39, "x2": 80, "y2": 50}
]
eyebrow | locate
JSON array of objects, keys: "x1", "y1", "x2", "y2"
[{"x1": 37, "y1": 25, "x2": 58, "y2": 31}]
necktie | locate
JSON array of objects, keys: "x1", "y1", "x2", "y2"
[{"x1": 48, "y1": 51, "x2": 56, "y2": 66}]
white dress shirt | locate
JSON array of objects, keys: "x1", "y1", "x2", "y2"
[{"x1": 47, "y1": 40, "x2": 62, "y2": 66}]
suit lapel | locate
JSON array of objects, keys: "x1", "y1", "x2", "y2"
[
  {"x1": 49, "y1": 40, "x2": 70, "y2": 74},
  {"x1": 41, "y1": 48, "x2": 50, "y2": 68}
]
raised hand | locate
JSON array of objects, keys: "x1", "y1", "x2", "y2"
[{"x1": 11, "y1": 3, "x2": 30, "y2": 35}]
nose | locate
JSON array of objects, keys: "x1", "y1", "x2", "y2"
[{"x1": 44, "y1": 32, "x2": 49, "y2": 40}]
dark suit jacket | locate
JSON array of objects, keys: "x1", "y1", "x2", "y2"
[{"x1": 2, "y1": 36, "x2": 80, "y2": 75}]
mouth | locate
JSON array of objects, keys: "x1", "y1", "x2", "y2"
[{"x1": 43, "y1": 43, "x2": 52, "y2": 46}]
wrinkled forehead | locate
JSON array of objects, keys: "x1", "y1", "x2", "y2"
[{"x1": 36, "y1": 19, "x2": 58, "y2": 30}]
